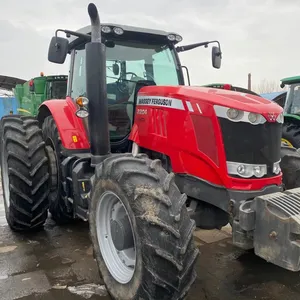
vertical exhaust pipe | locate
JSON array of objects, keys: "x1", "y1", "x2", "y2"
[{"x1": 86, "y1": 3, "x2": 110, "y2": 163}]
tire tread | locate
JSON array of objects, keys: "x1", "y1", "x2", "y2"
[
  {"x1": 1, "y1": 115, "x2": 50, "y2": 231},
  {"x1": 90, "y1": 154, "x2": 198, "y2": 300}
]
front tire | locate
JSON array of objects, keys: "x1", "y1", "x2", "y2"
[
  {"x1": 282, "y1": 122, "x2": 300, "y2": 148},
  {"x1": 42, "y1": 116, "x2": 73, "y2": 224},
  {"x1": 89, "y1": 153, "x2": 198, "y2": 300},
  {"x1": 0, "y1": 115, "x2": 49, "y2": 231},
  {"x1": 280, "y1": 145, "x2": 300, "y2": 189}
]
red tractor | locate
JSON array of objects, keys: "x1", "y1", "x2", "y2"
[{"x1": 2, "y1": 3, "x2": 300, "y2": 300}]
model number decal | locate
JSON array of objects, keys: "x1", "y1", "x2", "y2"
[
  {"x1": 136, "y1": 109, "x2": 148, "y2": 115},
  {"x1": 137, "y1": 96, "x2": 185, "y2": 110}
]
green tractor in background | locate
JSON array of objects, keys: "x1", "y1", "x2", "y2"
[
  {"x1": 13, "y1": 72, "x2": 67, "y2": 116},
  {"x1": 280, "y1": 75, "x2": 300, "y2": 148}
]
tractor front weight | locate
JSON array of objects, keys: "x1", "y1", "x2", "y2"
[{"x1": 232, "y1": 187, "x2": 300, "y2": 271}]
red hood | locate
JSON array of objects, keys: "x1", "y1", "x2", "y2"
[{"x1": 138, "y1": 85, "x2": 283, "y2": 115}]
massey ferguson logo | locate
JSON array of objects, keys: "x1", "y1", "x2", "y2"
[{"x1": 267, "y1": 112, "x2": 277, "y2": 122}]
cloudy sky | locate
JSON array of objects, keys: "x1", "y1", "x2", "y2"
[{"x1": 0, "y1": 0, "x2": 298, "y2": 91}]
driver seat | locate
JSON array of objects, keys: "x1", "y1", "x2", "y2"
[{"x1": 126, "y1": 77, "x2": 156, "y2": 125}]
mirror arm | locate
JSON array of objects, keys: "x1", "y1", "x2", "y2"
[
  {"x1": 176, "y1": 40, "x2": 222, "y2": 58},
  {"x1": 55, "y1": 29, "x2": 91, "y2": 41}
]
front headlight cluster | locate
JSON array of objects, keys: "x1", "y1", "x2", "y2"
[
  {"x1": 227, "y1": 161, "x2": 267, "y2": 178},
  {"x1": 75, "y1": 96, "x2": 89, "y2": 119},
  {"x1": 227, "y1": 161, "x2": 281, "y2": 178},
  {"x1": 167, "y1": 34, "x2": 183, "y2": 42},
  {"x1": 214, "y1": 105, "x2": 284, "y2": 125},
  {"x1": 101, "y1": 26, "x2": 124, "y2": 35},
  {"x1": 215, "y1": 106, "x2": 266, "y2": 125}
]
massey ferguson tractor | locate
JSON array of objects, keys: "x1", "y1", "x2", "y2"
[{"x1": 2, "y1": 3, "x2": 300, "y2": 300}]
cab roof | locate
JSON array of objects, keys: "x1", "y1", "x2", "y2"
[
  {"x1": 281, "y1": 75, "x2": 300, "y2": 85},
  {"x1": 68, "y1": 24, "x2": 182, "y2": 43}
]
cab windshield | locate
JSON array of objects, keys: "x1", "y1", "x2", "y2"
[
  {"x1": 71, "y1": 40, "x2": 180, "y2": 140},
  {"x1": 284, "y1": 83, "x2": 300, "y2": 115}
]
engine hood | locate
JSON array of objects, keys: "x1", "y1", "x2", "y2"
[{"x1": 138, "y1": 85, "x2": 283, "y2": 115}]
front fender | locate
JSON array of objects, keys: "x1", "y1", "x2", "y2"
[{"x1": 38, "y1": 97, "x2": 90, "y2": 150}]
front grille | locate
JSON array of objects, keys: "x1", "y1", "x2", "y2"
[{"x1": 218, "y1": 118, "x2": 282, "y2": 177}]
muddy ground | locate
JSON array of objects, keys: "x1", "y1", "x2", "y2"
[{"x1": 1, "y1": 190, "x2": 300, "y2": 300}]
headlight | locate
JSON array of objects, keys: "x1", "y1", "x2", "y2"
[
  {"x1": 276, "y1": 113, "x2": 284, "y2": 124},
  {"x1": 227, "y1": 108, "x2": 243, "y2": 120},
  {"x1": 273, "y1": 160, "x2": 281, "y2": 175},
  {"x1": 167, "y1": 34, "x2": 176, "y2": 41},
  {"x1": 101, "y1": 26, "x2": 111, "y2": 33},
  {"x1": 253, "y1": 165, "x2": 265, "y2": 178},
  {"x1": 75, "y1": 109, "x2": 89, "y2": 118},
  {"x1": 248, "y1": 112, "x2": 261, "y2": 124},
  {"x1": 175, "y1": 35, "x2": 183, "y2": 42},
  {"x1": 113, "y1": 27, "x2": 124, "y2": 35},
  {"x1": 227, "y1": 161, "x2": 267, "y2": 178}
]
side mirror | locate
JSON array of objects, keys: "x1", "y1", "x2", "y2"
[
  {"x1": 48, "y1": 36, "x2": 69, "y2": 64},
  {"x1": 280, "y1": 82, "x2": 285, "y2": 89},
  {"x1": 29, "y1": 79, "x2": 34, "y2": 92},
  {"x1": 112, "y1": 63, "x2": 120, "y2": 76},
  {"x1": 212, "y1": 46, "x2": 221, "y2": 69}
]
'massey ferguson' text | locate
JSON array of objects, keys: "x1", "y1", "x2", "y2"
[{"x1": 138, "y1": 97, "x2": 172, "y2": 107}]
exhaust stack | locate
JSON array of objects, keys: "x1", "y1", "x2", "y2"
[{"x1": 86, "y1": 3, "x2": 110, "y2": 162}]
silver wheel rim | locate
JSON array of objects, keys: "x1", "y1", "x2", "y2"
[
  {"x1": 1, "y1": 140, "x2": 10, "y2": 209},
  {"x1": 96, "y1": 191, "x2": 136, "y2": 284}
]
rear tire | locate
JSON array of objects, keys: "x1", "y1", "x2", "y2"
[
  {"x1": 280, "y1": 145, "x2": 300, "y2": 189},
  {"x1": 89, "y1": 153, "x2": 198, "y2": 300},
  {"x1": 0, "y1": 115, "x2": 49, "y2": 231},
  {"x1": 282, "y1": 122, "x2": 300, "y2": 148},
  {"x1": 42, "y1": 116, "x2": 73, "y2": 224}
]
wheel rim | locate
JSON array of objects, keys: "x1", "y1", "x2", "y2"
[
  {"x1": 96, "y1": 191, "x2": 136, "y2": 284},
  {"x1": 281, "y1": 138, "x2": 293, "y2": 148},
  {"x1": 1, "y1": 139, "x2": 10, "y2": 209}
]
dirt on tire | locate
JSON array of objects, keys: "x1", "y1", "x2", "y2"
[{"x1": 89, "y1": 153, "x2": 198, "y2": 300}]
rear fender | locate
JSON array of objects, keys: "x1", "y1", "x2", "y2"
[{"x1": 38, "y1": 97, "x2": 90, "y2": 150}]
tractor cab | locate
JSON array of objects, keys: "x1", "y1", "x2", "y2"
[
  {"x1": 45, "y1": 75, "x2": 68, "y2": 100},
  {"x1": 48, "y1": 24, "x2": 222, "y2": 148},
  {"x1": 281, "y1": 76, "x2": 300, "y2": 116},
  {"x1": 280, "y1": 75, "x2": 300, "y2": 148},
  {"x1": 70, "y1": 35, "x2": 182, "y2": 142}
]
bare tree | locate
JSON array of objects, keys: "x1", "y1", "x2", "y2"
[{"x1": 253, "y1": 79, "x2": 284, "y2": 94}]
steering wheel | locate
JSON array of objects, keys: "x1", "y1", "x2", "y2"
[{"x1": 116, "y1": 72, "x2": 139, "y2": 94}]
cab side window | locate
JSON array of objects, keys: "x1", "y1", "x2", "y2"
[{"x1": 71, "y1": 48, "x2": 86, "y2": 99}]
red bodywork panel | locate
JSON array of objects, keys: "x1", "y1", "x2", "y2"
[
  {"x1": 40, "y1": 96, "x2": 90, "y2": 150},
  {"x1": 129, "y1": 86, "x2": 283, "y2": 191}
]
